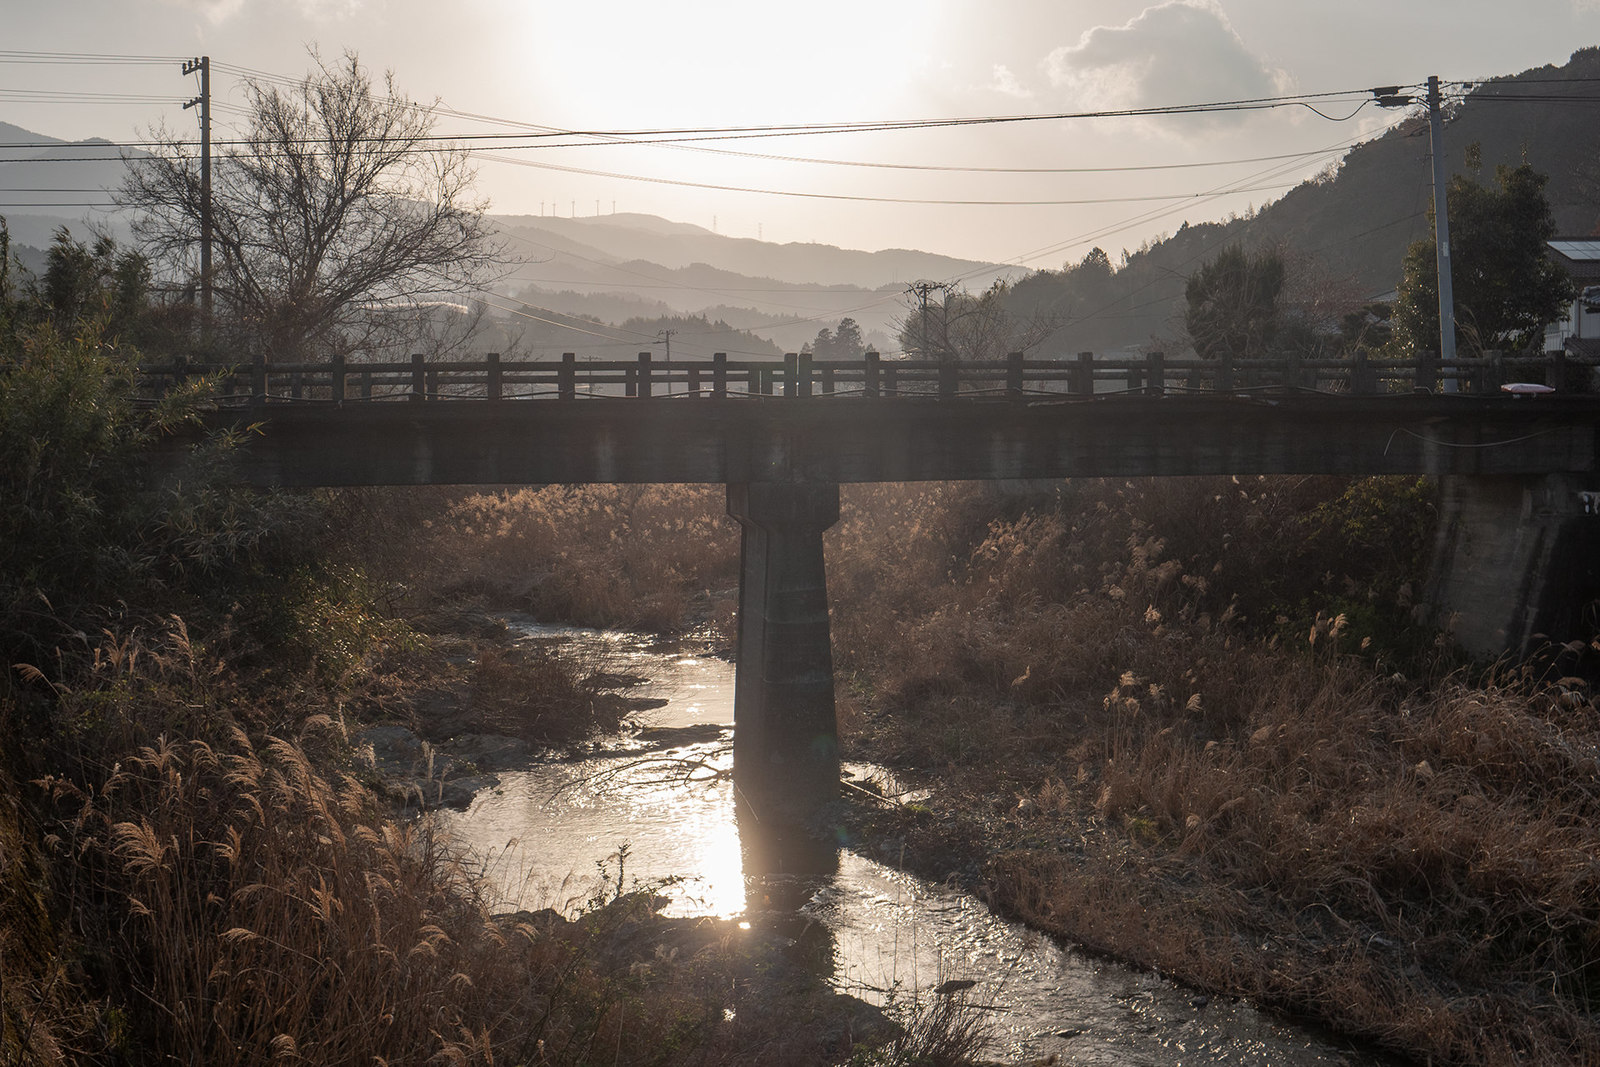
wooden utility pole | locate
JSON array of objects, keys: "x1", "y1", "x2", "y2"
[{"x1": 182, "y1": 56, "x2": 212, "y2": 319}]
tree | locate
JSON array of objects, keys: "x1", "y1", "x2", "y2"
[
  {"x1": 122, "y1": 51, "x2": 500, "y2": 362},
  {"x1": 1184, "y1": 245, "x2": 1285, "y2": 361},
  {"x1": 28, "y1": 228, "x2": 156, "y2": 340},
  {"x1": 1392, "y1": 160, "x2": 1575, "y2": 356},
  {"x1": 803, "y1": 316, "x2": 865, "y2": 360},
  {"x1": 896, "y1": 280, "x2": 1053, "y2": 361}
]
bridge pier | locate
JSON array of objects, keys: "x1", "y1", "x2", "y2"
[
  {"x1": 726, "y1": 482, "x2": 841, "y2": 830},
  {"x1": 1428, "y1": 474, "x2": 1600, "y2": 658}
]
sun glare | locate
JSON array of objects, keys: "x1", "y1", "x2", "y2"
[{"x1": 507, "y1": 1, "x2": 941, "y2": 126}]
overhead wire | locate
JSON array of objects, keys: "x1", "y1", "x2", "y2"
[{"x1": 0, "y1": 50, "x2": 1470, "y2": 347}]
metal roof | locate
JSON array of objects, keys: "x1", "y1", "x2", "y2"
[{"x1": 1549, "y1": 239, "x2": 1600, "y2": 261}]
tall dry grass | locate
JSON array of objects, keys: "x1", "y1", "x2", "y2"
[
  {"x1": 403, "y1": 485, "x2": 739, "y2": 632},
  {"x1": 826, "y1": 477, "x2": 1600, "y2": 1065},
  {"x1": 24, "y1": 619, "x2": 902, "y2": 1065}
]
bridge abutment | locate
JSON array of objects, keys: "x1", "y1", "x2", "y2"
[
  {"x1": 1428, "y1": 474, "x2": 1600, "y2": 658},
  {"x1": 726, "y1": 482, "x2": 841, "y2": 830}
]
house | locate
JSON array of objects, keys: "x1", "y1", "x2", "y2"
[{"x1": 1544, "y1": 239, "x2": 1600, "y2": 357}]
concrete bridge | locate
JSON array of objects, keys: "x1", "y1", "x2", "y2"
[{"x1": 144, "y1": 350, "x2": 1600, "y2": 826}]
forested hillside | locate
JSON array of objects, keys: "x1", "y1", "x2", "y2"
[{"x1": 1008, "y1": 47, "x2": 1600, "y2": 356}]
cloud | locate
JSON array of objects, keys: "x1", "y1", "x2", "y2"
[
  {"x1": 990, "y1": 64, "x2": 1032, "y2": 99},
  {"x1": 156, "y1": 0, "x2": 246, "y2": 25},
  {"x1": 157, "y1": 0, "x2": 365, "y2": 24},
  {"x1": 1044, "y1": 1, "x2": 1291, "y2": 120}
]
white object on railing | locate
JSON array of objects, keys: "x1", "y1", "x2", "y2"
[{"x1": 1501, "y1": 382, "x2": 1555, "y2": 396}]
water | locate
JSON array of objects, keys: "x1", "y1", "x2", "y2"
[{"x1": 437, "y1": 623, "x2": 1386, "y2": 1065}]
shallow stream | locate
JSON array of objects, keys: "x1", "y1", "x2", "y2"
[{"x1": 437, "y1": 623, "x2": 1390, "y2": 1065}]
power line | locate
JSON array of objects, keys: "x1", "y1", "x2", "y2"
[
  {"x1": 0, "y1": 89, "x2": 1394, "y2": 155},
  {"x1": 476, "y1": 150, "x2": 1304, "y2": 207},
  {"x1": 0, "y1": 50, "x2": 185, "y2": 65}
]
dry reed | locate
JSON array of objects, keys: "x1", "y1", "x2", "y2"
[{"x1": 827, "y1": 477, "x2": 1600, "y2": 1066}]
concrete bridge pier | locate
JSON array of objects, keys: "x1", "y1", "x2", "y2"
[
  {"x1": 1429, "y1": 474, "x2": 1600, "y2": 658},
  {"x1": 726, "y1": 482, "x2": 841, "y2": 833}
]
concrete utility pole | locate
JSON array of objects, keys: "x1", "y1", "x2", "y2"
[
  {"x1": 1427, "y1": 75, "x2": 1458, "y2": 391},
  {"x1": 182, "y1": 56, "x2": 212, "y2": 320},
  {"x1": 905, "y1": 280, "x2": 952, "y2": 358}
]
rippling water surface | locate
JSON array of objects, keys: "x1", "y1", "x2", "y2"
[{"x1": 438, "y1": 623, "x2": 1387, "y2": 1065}]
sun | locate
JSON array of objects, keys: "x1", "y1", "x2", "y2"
[{"x1": 500, "y1": 0, "x2": 945, "y2": 128}]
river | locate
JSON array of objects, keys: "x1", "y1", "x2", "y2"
[{"x1": 436, "y1": 622, "x2": 1391, "y2": 1065}]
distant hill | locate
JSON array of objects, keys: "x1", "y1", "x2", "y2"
[
  {"x1": 492, "y1": 212, "x2": 1012, "y2": 290},
  {"x1": 490, "y1": 212, "x2": 1020, "y2": 351},
  {"x1": 0, "y1": 122, "x2": 135, "y2": 249},
  {"x1": 1010, "y1": 47, "x2": 1600, "y2": 355}
]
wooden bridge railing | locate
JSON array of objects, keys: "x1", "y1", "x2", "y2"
[{"x1": 136, "y1": 348, "x2": 1594, "y2": 406}]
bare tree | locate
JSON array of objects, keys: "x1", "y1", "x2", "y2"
[
  {"x1": 895, "y1": 280, "x2": 1056, "y2": 362},
  {"x1": 122, "y1": 51, "x2": 502, "y2": 362}
]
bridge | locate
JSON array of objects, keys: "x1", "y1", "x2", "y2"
[{"x1": 143, "y1": 350, "x2": 1600, "y2": 826}]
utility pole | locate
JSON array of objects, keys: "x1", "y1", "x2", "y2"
[
  {"x1": 905, "y1": 280, "x2": 951, "y2": 358},
  {"x1": 182, "y1": 56, "x2": 212, "y2": 320},
  {"x1": 656, "y1": 328, "x2": 675, "y2": 362},
  {"x1": 1427, "y1": 75, "x2": 1458, "y2": 391}
]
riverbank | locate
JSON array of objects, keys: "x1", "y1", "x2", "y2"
[
  {"x1": 398, "y1": 479, "x2": 1600, "y2": 1065},
  {"x1": 822, "y1": 480, "x2": 1600, "y2": 1067},
  {"x1": 7, "y1": 598, "x2": 995, "y2": 1065}
]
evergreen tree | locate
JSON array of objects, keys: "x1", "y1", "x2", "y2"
[
  {"x1": 1184, "y1": 245, "x2": 1286, "y2": 361},
  {"x1": 1392, "y1": 161, "x2": 1574, "y2": 356}
]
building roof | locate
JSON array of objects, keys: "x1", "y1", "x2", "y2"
[
  {"x1": 1549, "y1": 239, "x2": 1600, "y2": 284},
  {"x1": 1550, "y1": 239, "x2": 1600, "y2": 260}
]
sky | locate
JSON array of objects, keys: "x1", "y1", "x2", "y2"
[{"x1": 5, "y1": 0, "x2": 1600, "y2": 268}]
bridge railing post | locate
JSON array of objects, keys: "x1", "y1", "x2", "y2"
[
  {"x1": 1218, "y1": 351, "x2": 1234, "y2": 392},
  {"x1": 251, "y1": 352, "x2": 267, "y2": 404},
  {"x1": 1073, "y1": 351, "x2": 1094, "y2": 396},
  {"x1": 486, "y1": 352, "x2": 502, "y2": 400},
  {"x1": 864, "y1": 351, "x2": 880, "y2": 398},
  {"x1": 559, "y1": 353, "x2": 576, "y2": 400},
  {"x1": 637, "y1": 351, "x2": 652, "y2": 398},
  {"x1": 1283, "y1": 350, "x2": 1299, "y2": 391},
  {"x1": 1351, "y1": 350, "x2": 1373, "y2": 395},
  {"x1": 1415, "y1": 349, "x2": 1438, "y2": 393},
  {"x1": 821, "y1": 366, "x2": 835, "y2": 395},
  {"x1": 1550, "y1": 347, "x2": 1569, "y2": 392},
  {"x1": 783, "y1": 353, "x2": 799, "y2": 397},
  {"x1": 331, "y1": 353, "x2": 346, "y2": 402},
  {"x1": 360, "y1": 370, "x2": 373, "y2": 399},
  {"x1": 798, "y1": 352, "x2": 814, "y2": 397},
  {"x1": 1147, "y1": 351, "x2": 1164, "y2": 396},
  {"x1": 1006, "y1": 352, "x2": 1024, "y2": 398},
  {"x1": 1484, "y1": 350, "x2": 1504, "y2": 395},
  {"x1": 939, "y1": 358, "x2": 958, "y2": 399},
  {"x1": 712, "y1": 352, "x2": 727, "y2": 398},
  {"x1": 165, "y1": 355, "x2": 187, "y2": 398},
  {"x1": 411, "y1": 353, "x2": 426, "y2": 401}
]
